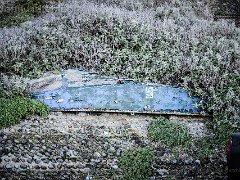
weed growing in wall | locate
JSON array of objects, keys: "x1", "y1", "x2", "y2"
[
  {"x1": 148, "y1": 117, "x2": 190, "y2": 146},
  {"x1": 119, "y1": 148, "x2": 155, "y2": 180}
]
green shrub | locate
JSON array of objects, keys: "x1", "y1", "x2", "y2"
[
  {"x1": 119, "y1": 148, "x2": 155, "y2": 180},
  {"x1": 0, "y1": 97, "x2": 49, "y2": 129},
  {"x1": 148, "y1": 117, "x2": 190, "y2": 146}
]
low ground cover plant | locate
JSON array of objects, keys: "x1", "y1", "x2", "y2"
[
  {"x1": 0, "y1": 96, "x2": 49, "y2": 129},
  {"x1": 0, "y1": 75, "x2": 49, "y2": 129},
  {"x1": 148, "y1": 117, "x2": 190, "y2": 146},
  {"x1": 119, "y1": 147, "x2": 155, "y2": 180}
]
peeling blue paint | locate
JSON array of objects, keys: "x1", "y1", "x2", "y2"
[{"x1": 31, "y1": 70, "x2": 205, "y2": 115}]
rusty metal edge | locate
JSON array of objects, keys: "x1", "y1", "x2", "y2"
[{"x1": 50, "y1": 108, "x2": 212, "y2": 117}]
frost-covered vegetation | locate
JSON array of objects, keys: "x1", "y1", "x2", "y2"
[{"x1": 0, "y1": 0, "x2": 239, "y2": 144}]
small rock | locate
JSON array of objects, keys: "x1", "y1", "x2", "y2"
[
  {"x1": 94, "y1": 152, "x2": 101, "y2": 158},
  {"x1": 195, "y1": 159, "x2": 201, "y2": 165},
  {"x1": 14, "y1": 158, "x2": 20, "y2": 162},
  {"x1": 35, "y1": 135, "x2": 41, "y2": 139},
  {"x1": 171, "y1": 159, "x2": 177, "y2": 164},
  {"x1": 92, "y1": 158, "x2": 101, "y2": 164},
  {"x1": 80, "y1": 168, "x2": 91, "y2": 173},
  {"x1": 25, "y1": 129, "x2": 31, "y2": 134},
  {"x1": 157, "y1": 168, "x2": 169, "y2": 176},
  {"x1": 57, "y1": 159, "x2": 64, "y2": 163},
  {"x1": 116, "y1": 149, "x2": 121, "y2": 156},
  {"x1": 66, "y1": 150, "x2": 78, "y2": 158},
  {"x1": 42, "y1": 159, "x2": 49, "y2": 163},
  {"x1": 5, "y1": 164, "x2": 12, "y2": 169},
  {"x1": 111, "y1": 164, "x2": 118, "y2": 169},
  {"x1": 77, "y1": 163, "x2": 85, "y2": 168},
  {"x1": 20, "y1": 164, "x2": 27, "y2": 169},
  {"x1": 48, "y1": 163, "x2": 55, "y2": 169},
  {"x1": 109, "y1": 146, "x2": 116, "y2": 152},
  {"x1": 45, "y1": 152, "x2": 50, "y2": 157},
  {"x1": 34, "y1": 165, "x2": 40, "y2": 169},
  {"x1": 102, "y1": 152, "x2": 107, "y2": 158},
  {"x1": 5, "y1": 158, "x2": 10, "y2": 162},
  {"x1": 184, "y1": 159, "x2": 193, "y2": 165},
  {"x1": 116, "y1": 128, "x2": 122, "y2": 134},
  {"x1": 41, "y1": 165, "x2": 47, "y2": 170},
  {"x1": 59, "y1": 150, "x2": 65, "y2": 157},
  {"x1": 21, "y1": 139, "x2": 27, "y2": 145},
  {"x1": 103, "y1": 131, "x2": 110, "y2": 137},
  {"x1": 14, "y1": 140, "x2": 19, "y2": 144},
  {"x1": 3, "y1": 135, "x2": 7, "y2": 140},
  {"x1": 27, "y1": 158, "x2": 32, "y2": 163},
  {"x1": 57, "y1": 164, "x2": 62, "y2": 169},
  {"x1": 35, "y1": 159, "x2": 41, "y2": 164}
]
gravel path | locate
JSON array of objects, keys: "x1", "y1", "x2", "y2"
[{"x1": 0, "y1": 112, "x2": 227, "y2": 179}]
